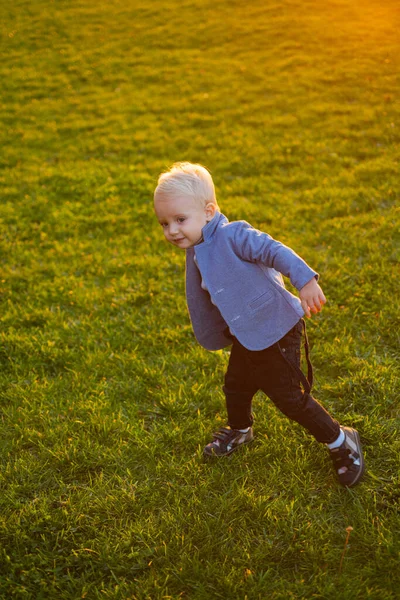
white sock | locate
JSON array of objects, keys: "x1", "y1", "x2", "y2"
[{"x1": 327, "y1": 428, "x2": 345, "y2": 450}]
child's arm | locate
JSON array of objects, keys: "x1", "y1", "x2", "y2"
[
  {"x1": 232, "y1": 220, "x2": 317, "y2": 289},
  {"x1": 299, "y1": 277, "x2": 326, "y2": 318},
  {"x1": 231, "y1": 220, "x2": 325, "y2": 314}
]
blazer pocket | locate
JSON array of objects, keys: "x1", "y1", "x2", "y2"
[{"x1": 248, "y1": 290, "x2": 274, "y2": 310}]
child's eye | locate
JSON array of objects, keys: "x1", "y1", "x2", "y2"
[{"x1": 177, "y1": 218, "x2": 185, "y2": 223}]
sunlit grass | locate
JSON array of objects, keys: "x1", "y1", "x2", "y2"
[{"x1": 1, "y1": 0, "x2": 399, "y2": 598}]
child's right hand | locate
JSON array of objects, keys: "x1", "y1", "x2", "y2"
[{"x1": 299, "y1": 277, "x2": 327, "y2": 318}]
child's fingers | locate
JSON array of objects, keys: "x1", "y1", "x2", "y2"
[
  {"x1": 313, "y1": 296, "x2": 322, "y2": 311},
  {"x1": 301, "y1": 298, "x2": 311, "y2": 318},
  {"x1": 300, "y1": 286, "x2": 326, "y2": 317},
  {"x1": 303, "y1": 295, "x2": 325, "y2": 315},
  {"x1": 313, "y1": 290, "x2": 328, "y2": 313}
]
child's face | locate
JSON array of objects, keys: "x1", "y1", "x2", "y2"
[{"x1": 154, "y1": 194, "x2": 215, "y2": 249}]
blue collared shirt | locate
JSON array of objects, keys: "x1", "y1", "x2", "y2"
[{"x1": 185, "y1": 211, "x2": 318, "y2": 351}]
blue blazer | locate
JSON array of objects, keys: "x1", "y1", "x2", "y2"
[{"x1": 185, "y1": 211, "x2": 318, "y2": 351}]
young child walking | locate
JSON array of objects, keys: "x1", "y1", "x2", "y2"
[{"x1": 153, "y1": 162, "x2": 365, "y2": 487}]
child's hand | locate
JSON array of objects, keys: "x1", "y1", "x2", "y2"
[{"x1": 299, "y1": 278, "x2": 326, "y2": 318}]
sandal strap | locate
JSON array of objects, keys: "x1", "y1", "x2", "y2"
[
  {"x1": 213, "y1": 427, "x2": 236, "y2": 442},
  {"x1": 330, "y1": 448, "x2": 354, "y2": 469}
]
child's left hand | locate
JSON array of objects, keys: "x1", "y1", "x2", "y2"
[{"x1": 299, "y1": 278, "x2": 327, "y2": 318}]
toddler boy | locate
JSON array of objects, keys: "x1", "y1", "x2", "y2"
[{"x1": 153, "y1": 162, "x2": 365, "y2": 487}]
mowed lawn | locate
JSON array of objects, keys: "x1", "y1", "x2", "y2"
[{"x1": 1, "y1": 0, "x2": 399, "y2": 598}]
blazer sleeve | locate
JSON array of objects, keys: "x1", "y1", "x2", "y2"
[{"x1": 231, "y1": 220, "x2": 319, "y2": 290}]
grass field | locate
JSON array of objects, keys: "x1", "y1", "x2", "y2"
[{"x1": 1, "y1": 0, "x2": 400, "y2": 598}]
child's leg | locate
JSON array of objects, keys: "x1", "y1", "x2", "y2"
[
  {"x1": 250, "y1": 321, "x2": 340, "y2": 443},
  {"x1": 222, "y1": 339, "x2": 259, "y2": 430},
  {"x1": 203, "y1": 339, "x2": 259, "y2": 458},
  {"x1": 250, "y1": 320, "x2": 365, "y2": 486}
]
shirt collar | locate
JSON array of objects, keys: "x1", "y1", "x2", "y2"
[{"x1": 196, "y1": 210, "x2": 227, "y2": 244}]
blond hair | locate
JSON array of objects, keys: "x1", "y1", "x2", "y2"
[{"x1": 154, "y1": 162, "x2": 220, "y2": 210}]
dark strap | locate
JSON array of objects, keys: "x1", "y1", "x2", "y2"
[
  {"x1": 277, "y1": 318, "x2": 314, "y2": 394},
  {"x1": 301, "y1": 318, "x2": 314, "y2": 391}
]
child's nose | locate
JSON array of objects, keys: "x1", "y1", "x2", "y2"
[{"x1": 169, "y1": 223, "x2": 179, "y2": 235}]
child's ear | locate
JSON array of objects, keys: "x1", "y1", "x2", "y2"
[{"x1": 205, "y1": 202, "x2": 216, "y2": 221}]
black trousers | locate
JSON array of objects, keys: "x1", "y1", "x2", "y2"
[{"x1": 223, "y1": 319, "x2": 340, "y2": 444}]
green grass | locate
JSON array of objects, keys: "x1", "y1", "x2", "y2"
[{"x1": 1, "y1": 0, "x2": 399, "y2": 597}]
